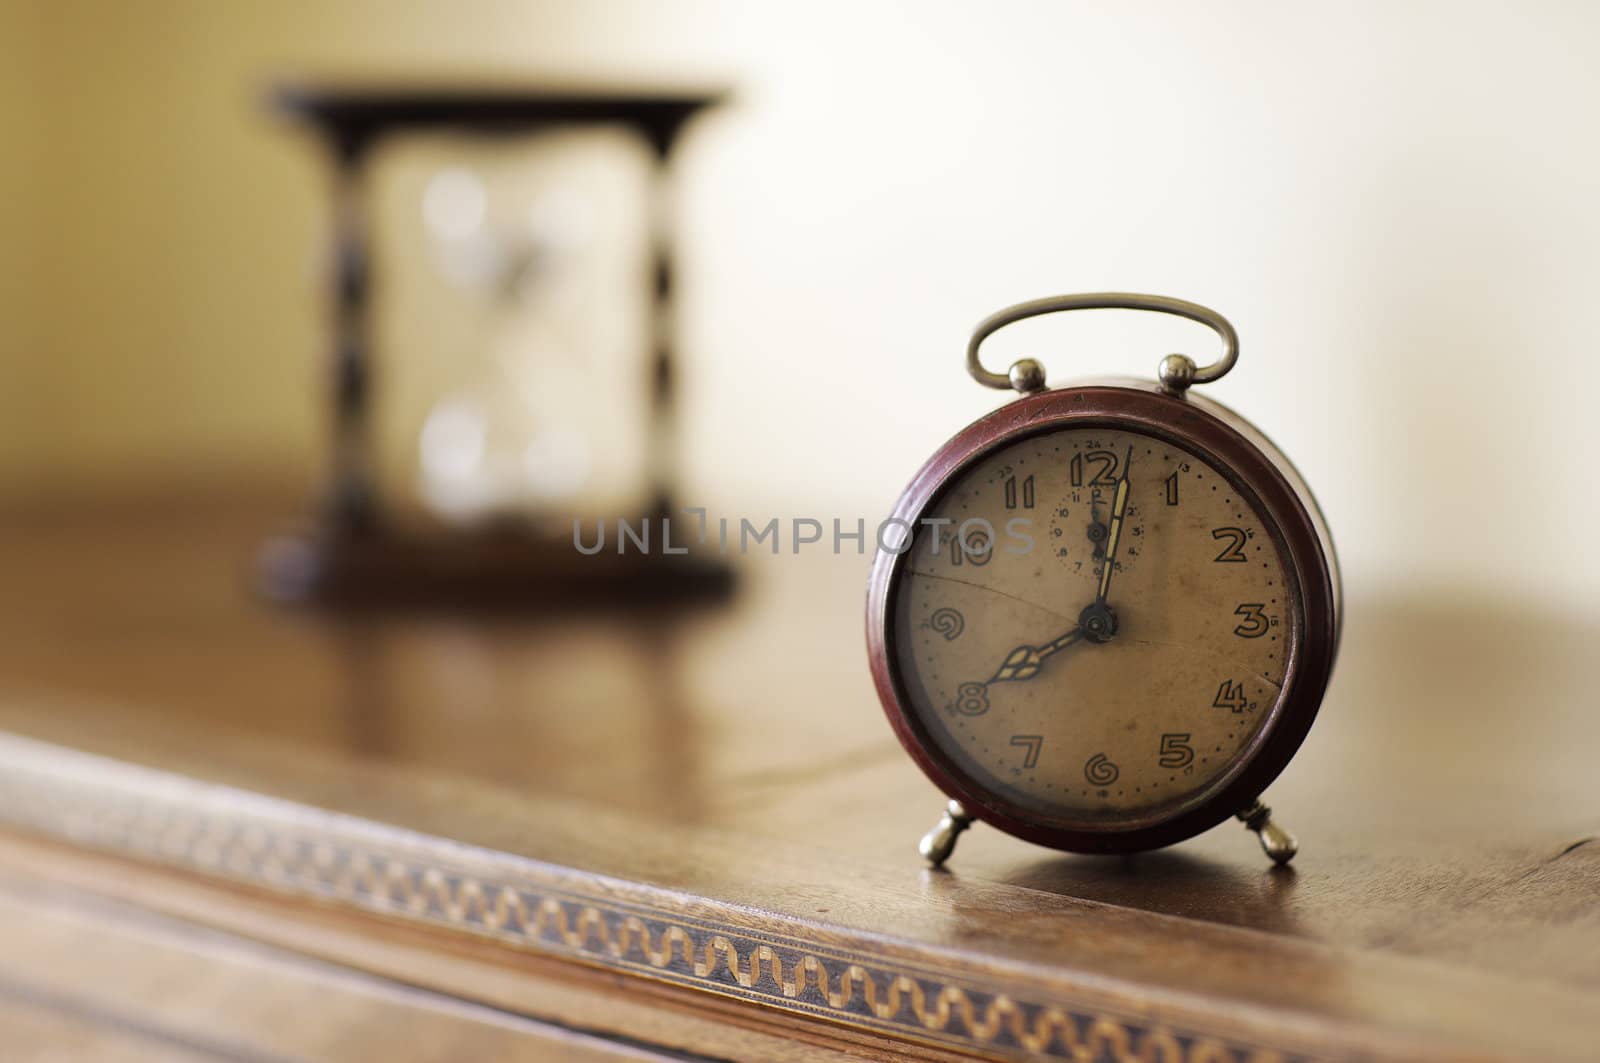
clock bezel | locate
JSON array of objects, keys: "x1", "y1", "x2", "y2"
[{"x1": 866, "y1": 382, "x2": 1340, "y2": 854}]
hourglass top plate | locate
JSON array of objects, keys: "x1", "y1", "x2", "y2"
[{"x1": 273, "y1": 83, "x2": 728, "y2": 151}]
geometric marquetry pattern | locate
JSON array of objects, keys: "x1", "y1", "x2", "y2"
[{"x1": 0, "y1": 735, "x2": 1319, "y2": 1063}]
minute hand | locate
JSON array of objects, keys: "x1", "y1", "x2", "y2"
[{"x1": 1095, "y1": 445, "x2": 1135, "y2": 604}]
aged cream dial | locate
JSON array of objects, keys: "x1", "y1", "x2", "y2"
[{"x1": 890, "y1": 426, "x2": 1298, "y2": 826}]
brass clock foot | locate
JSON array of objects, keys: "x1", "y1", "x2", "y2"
[
  {"x1": 1237, "y1": 799, "x2": 1297, "y2": 865},
  {"x1": 919, "y1": 800, "x2": 973, "y2": 867}
]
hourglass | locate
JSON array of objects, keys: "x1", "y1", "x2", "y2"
[{"x1": 259, "y1": 84, "x2": 732, "y2": 606}]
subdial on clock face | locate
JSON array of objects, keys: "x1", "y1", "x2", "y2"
[
  {"x1": 1047, "y1": 494, "x2": 1144, "y2": 580},
  {"x1": 891, "y1": 426, "x2": 1297, "y2": 826}
]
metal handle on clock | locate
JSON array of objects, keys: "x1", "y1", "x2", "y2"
[{"x1": 965, "y1": 292, "x2": 1240, "y2": 396}]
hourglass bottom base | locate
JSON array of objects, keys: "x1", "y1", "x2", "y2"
[{"x1": 257, "y1": 523, "x2": 737, "y2": 612}]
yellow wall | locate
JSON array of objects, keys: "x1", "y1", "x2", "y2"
[
  {"x1": 4, "y1": 2, "x2": 1600, "y2": 610},
  {"x1": 0, "y1": 0, "x2": 716, "y2": 497},
  {"x1": 0, "y1": 0, "x2": 43, "y2": 491},
  {"x1": 4, "y1": 0, "x2": 322, "y2": 494}
]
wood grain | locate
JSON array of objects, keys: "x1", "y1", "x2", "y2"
[
  {"x1": 0, "y1": 859, "x2": 695, "y2": 1062},
  {"x1": 0, "y1": 495, "x2": 1595, "y2": 1060}
]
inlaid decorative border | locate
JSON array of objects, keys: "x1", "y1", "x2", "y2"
[{"x1": 0, "y1": 733, "x2": 1325, "y2": 1063}]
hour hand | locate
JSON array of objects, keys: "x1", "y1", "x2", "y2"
[{"x1": 990, "y1": 626, "x2": 1084, "y2": 683}]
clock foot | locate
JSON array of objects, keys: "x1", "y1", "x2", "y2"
[
  {"x1": 919, "y1": 800, "x2": 973, "y2": 868},
  {"x1": 1237, "y1": 799, "x2": 1297, "y2": 865}
]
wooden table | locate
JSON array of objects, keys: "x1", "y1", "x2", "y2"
[{"x1": 0, "y1": 497, "x2": 1594, "y2": 1061}]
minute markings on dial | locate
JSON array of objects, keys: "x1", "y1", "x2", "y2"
[{"x1": 893, "y1": 426, "x2": 1293, "y2": 820}]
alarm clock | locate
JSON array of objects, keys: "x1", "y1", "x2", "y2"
[{"x1": 866, "y1": 294, "x2": 1339, "y2": 866}]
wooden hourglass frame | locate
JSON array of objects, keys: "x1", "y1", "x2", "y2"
[{"x1": 258, "y1": 84, "x2": 734, "y2": 607}]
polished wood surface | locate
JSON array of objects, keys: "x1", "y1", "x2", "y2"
[
  {"x1": 0, "y1": 866, "x2": 685, "y2": 1062},
  {"x1": 0, "y1": 495, "x2": 1595, "y2": 1060}
]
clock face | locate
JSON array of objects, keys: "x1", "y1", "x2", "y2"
[{"x1": 889, "y1": 424, "x2": 1301, "y2": 830}]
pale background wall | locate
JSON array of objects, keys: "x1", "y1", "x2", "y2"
[{"x1": 1, "y1": 1, "x2": 1597, "y2": 611}]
